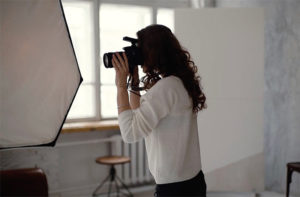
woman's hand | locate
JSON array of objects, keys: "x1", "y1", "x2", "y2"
[{"x1": 112, "y1": 52, "x2": 129, "y2": 88}]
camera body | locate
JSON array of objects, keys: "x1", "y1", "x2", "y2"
[{"x1": 103, "y1": 37, "x2": 144, "y2": 73}]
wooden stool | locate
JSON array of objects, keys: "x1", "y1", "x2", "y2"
[
  {"x1": 286, "y1": 162, "x2": 300, "y2": 197},
  {"x1": 93, "y1": 156, "x2": 133, "y2": 197}
]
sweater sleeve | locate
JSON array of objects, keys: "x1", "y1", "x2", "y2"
[{"x1": 118, "y1": 80, "x2": 176, "y2": 143}]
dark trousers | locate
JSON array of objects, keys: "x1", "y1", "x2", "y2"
[{"x1": 154, "y1": 170, "x2": 207, "y2": 197}]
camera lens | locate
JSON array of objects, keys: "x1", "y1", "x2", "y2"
[
  {"x1": 103, "y1": 54, "x2": 109, "y2": 68},
  {"x1": 103, "y1": 53, "x2": 113, "y2": 68}
]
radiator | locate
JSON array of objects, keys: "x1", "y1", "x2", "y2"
[{"x1": 110, "y1": 135, "x2": 154, "y2": 186}]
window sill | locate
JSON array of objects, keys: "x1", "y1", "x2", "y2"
[{"x1": 62, "y1": 120, "x2": 119, "y2": 133}]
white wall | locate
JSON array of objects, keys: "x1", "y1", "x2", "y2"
[
  {"x1": 0, "y1": 130, "x2": 115, "y2": 196},
  {"x1": 175, "y1": 8, "x2": 264, "y2": 191},
  {"x1": 215, "y1": 0, "x2": 300, "y2": 195}
]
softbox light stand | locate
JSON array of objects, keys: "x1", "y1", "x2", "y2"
[{"x1": 0, "y1": 0, "x2": 83, "y2": 149}]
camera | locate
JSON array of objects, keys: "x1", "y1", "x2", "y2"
[{"x1": 103, "y1": 37, "x2": 144, "y2": 73}]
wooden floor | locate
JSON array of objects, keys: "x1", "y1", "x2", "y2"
[
  {"x1": 134, "y1": 190, "x2": 292, "y2": 197},
  {"x1": 49, "y1": 184, "x2": 295, "y2": 197}
]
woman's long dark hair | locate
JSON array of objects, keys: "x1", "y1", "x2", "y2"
[{"x1": 137, "y1": 24, "x2": 207, "y2": 113}]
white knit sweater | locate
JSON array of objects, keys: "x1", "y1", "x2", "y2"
[{"x1": 118, "y1": 75, "x2": 202, "y2": 184}]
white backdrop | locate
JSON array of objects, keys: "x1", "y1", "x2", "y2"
[{"x1": 175, "y1": 8, "x2": 264, "y2": 173}]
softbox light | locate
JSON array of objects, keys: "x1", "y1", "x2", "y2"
[{"x1": 0, "y1": 0, "x2": 83, "y2": 149}]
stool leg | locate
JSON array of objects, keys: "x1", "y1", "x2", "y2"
[
  {"x1": 108, "y1": 180, "x2": 112, "y2": 197},
  {"x1": 93, "y1": 174, "x2": 111, "y2": 197},
  {"x1": 286, "y1": 168, "x2": 293, "y2": 197},
  {"x1": 114, "y1": 176, "x2": 120, "y2": 197},
  {"x1": 115, "y1": 174, "x2": 133, "y2": 197},
  {"x1": 110, "y1": 165, "x2": 116, "y2": 182}
]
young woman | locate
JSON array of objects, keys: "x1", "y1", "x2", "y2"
[{"x1": 112, "y1": 24, "x2": 207, "y2": 197}]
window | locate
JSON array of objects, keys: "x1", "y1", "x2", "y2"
[
  {"x1": 62, "y1": 1, "x2": 97, "y2": 121},
  {"x1": 62, "y1": 0, "x2": 186, "y2": 122},
  {"x1": 100, "y1": 4, "x2": 152, "y2": 118},
  {"x1": 157, "y1": 8, "x2": 175, "y2": 32}
]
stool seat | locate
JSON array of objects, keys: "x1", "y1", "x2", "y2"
[
  {"x1": 96, "y1": 156, "x2": 131, "y2": 165},
  {"x1": 287, "y1": 162, "x2": 300, "y2": 171},
  {"x1": 286, "y1": 162, "x2": 300, "y2": 197}
]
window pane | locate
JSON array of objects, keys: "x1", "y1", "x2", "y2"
[
  {"x1": 101, "y1": 85, "x2": 117, "y2": 118},
  {"x1": 100, "y1": 4, "x2": 152, "y2": 118},
  {"x1": 67, "y1": 84, "x2": 96, "y2": 119},
  {"x1": 157, "y1": 8, "x2": 175, "y2": 32},
  {"x1": 100, "y1": 4, "x2": 152, "y2": 85},
  {"x1": 62, "y1": 1, "x2": 95, "y2": 83},
  {"x1": 62, "y1": 1, "x2": 97, "y2": 120}
]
